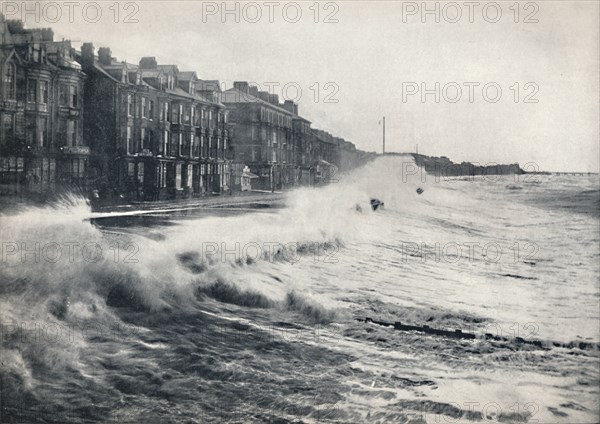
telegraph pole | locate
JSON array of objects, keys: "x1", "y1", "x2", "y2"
[{"x1": 382, "y1": 116, "x2": 386, "y2": 155}]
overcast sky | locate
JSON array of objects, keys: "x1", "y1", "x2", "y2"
[{"x1": 17, "y1": 0, "x2": 600, "y2": 172}]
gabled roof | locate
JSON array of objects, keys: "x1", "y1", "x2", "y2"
[
  {"x1": 140, "y1": 68, "x2": 163, "y2": 79},
  {"x1": 197, "y1": 79, "x2": 222, "y2": 92},
  {"x1": 156, "y1": 64, "x2": 178, "y2": 74},
  {"x1": 178, "y1": 71, "x2": 197, "y2": 81}
]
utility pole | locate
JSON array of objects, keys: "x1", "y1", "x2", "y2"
[{"x1": 382, "y1": 116, "x2": 386, "y2": 155}]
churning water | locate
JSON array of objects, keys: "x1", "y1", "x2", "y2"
[{"x1": 1, "y1": 155, "x2": 598, "y2": 423}]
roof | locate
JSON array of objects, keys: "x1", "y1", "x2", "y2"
[
  {"x1": 140, "y1": 69, "x2": 163, "y2": 78},
  {"x1": 220, "y1": 88, "x2": 295, "y2": 116},
  {"x1": 317, "y1": 159, "x2": 336, "y2": 167},
  {"x1": 178, "y1": 71, "x2": 197, "y2": 81},
  {"x1": 197, "y1": 79, "x2": 222, "y2": 92},
  {"x1": 156, "y1": 64, "x2": 178, "y2": 74},
  {"x1": 165, "y1": 87, "x2": 224, "y2": 106}
]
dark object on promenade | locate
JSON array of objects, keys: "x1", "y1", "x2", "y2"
[
  {"x1": 370, "y1": 198, "x2": 384, "y2": 211},
  {"x1": 416, "y1": 187, "x2": 424, "y2": 195}
]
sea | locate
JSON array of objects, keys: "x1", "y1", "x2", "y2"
[{"x1": 1, "y1": 155, "x2": 598, "y2": 423}]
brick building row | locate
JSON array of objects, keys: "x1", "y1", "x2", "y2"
[{"x1": 0, "y1": 18, "x2": 373, "y2": 202}]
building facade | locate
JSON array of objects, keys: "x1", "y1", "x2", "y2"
[
  {"x1": 0, "y1": 18, "x2": 86, "y2": 198},
  {"x1": 77, "y1": 46, "x2": 230, "y2": 202},
  {"x1": 221, "y1": 82, "x2": 298, "y2": 192},
  {"x1": 1, "y1": 18, "x2": 372, "y2": 203}
]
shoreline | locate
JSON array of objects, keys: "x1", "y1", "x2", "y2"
[
  {"x1": 0, "y1": 190, "x2": 288, "y2": 216},
  {"x1": 91, "y1": 190, "x2": 288, "y2": 215}
]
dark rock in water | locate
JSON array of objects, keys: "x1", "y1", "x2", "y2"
[
  {"x1": 416, "y1": 187, "x2": 424, "y2": 195},
  {"x1": 547, "y1": 407, "x2": 569, "y2": 417},
  {"x1": 370, "y1": 199, "x2": 384, "y2": 211}
]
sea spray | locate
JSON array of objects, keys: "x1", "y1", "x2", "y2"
[{"x1": 1, "y1": 156, "x2": 598, "y2": 423}]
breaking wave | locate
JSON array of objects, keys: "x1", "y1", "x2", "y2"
[{"x1": 1, "y1": 155, "x2": 598, "y2": 423}]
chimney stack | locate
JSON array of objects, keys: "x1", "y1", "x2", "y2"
[
  {"x1": 248, "y1": 86, "x2": 259, "y2": 97},
  {"x1": 258, "y1": 91, "x2": 270, "y2": 102},
  {"x1": 80, "y1": 42, "x2": 95, "y2": 70},
  {"x1": 283, "y1": 100, "x2": 296, "y2": 114},
  {"x1": 139, "y1": 56, "x2": 158, "y2": 69},
  {"x1": 268, "y1": 94, "x2": 279, "y2": 105},
  {"x1": 233, "y1": 81, "x2": 249, "y2": 93},
  {"x1": 98, "y1": 47, "x2": 112, "y2": 65}
]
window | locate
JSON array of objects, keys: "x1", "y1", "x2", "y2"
[
  {"x1": 70, "y1": 85, "x2": 78, "y2": 107},
  {"x1": 3, "y1": 63, "x2": 15, "y2": 100},
  {"x1": 164, "y1": 102, "x2": 170, "y2": 122},
  {"x1": 163, "y1": 130, "x2": 169, "y2": 155},
  {"x1": 67, "y1": 158, "x2": 85, "y2": 180},
  {"x1": 59, "y1": 84, "x2": 69, "y2": 106},
  {"x1": 191, "y1": 106, "x2": 195, "y2": 125},
  {"x1": 27, "y1": 79, "x2": 37, "y2": 102},
  {"x1": 149, "y1": 100, "x2": 154, "y2": 120},
  {"x1": 178, "y1": 133, "x2": 183, "y2": 156},
  {"x1": 126, "y1": 126, "x2": 132, "y2": 154},
  {"x1": 40, "y1": 81, "x2": 48, "y2": 104},
  {"x1": 141, "y1": 128, "x2": 146, "y2": 150},
  {"x1": 1, "y1": 113, "x2": 14, "y2": 142},
  {"x1": 193, "y1": 135, "x2": 200, "y2": 157},
  {"x1": 142, "y1": 97, "x2": 147, "y2": 118},
  {"x1": 32, "y1": 44, "x2": 39, "y2": 62},
  {"x1": 67, "y1": 120, "x2": 77, "y2": 146},
  {"x1": 178, "y1": 104, "x2": 183, "y2": 124},
  {"x1": 138, "y1": 162, "x2": 144, "y2": 183},
  {"x1": 16, "y1": 74, "x2": 25, "y2": 101},
  {"x1": 187, "y1": 164, "x2": 193, "y2": 188},
  {"x1": 127, "y1": 94, "x2": 133, "y2": 116},
  {"x1": 39, "y1": 117, "x2": 47, "y2": 147},
  {"x1": 175, "y1": 164, "x2": 182, "y2": 189},
  {"x1": 27, "y1": 116, "x2": 36, "y2": 145},
  {"x1": 160, "y1": 163, "x2": 167, "y2": 187}
]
